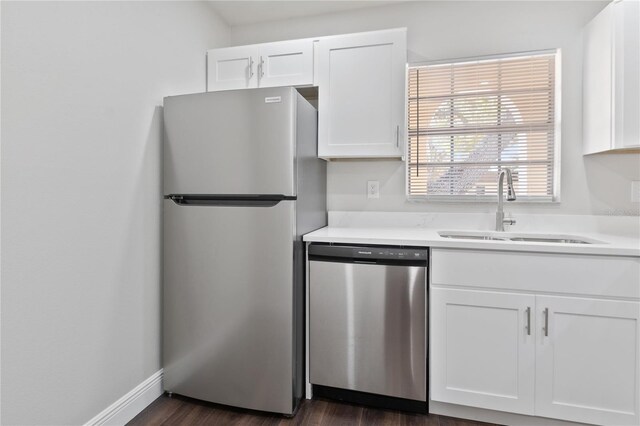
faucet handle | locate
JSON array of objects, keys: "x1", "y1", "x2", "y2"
[{"x1": 503, "y1": 218, "x2": 516, "y2": 226}]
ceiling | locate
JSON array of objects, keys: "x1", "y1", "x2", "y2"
[{"x1": 207, "y1": 1, "x2": 406, "y2": 26}]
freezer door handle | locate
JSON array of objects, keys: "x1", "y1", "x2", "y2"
[{"x1": 167, "y1": 194, "x2": 295, "y2": 207}]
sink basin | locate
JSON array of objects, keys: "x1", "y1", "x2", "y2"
[
  {"x1": 439, "y1": 233, "x2": 508, "y2": 241},
  {"x1": 438, "y1": 231, "x2": 600, "y2": 245},
  {"x1": 509, "y1": 237, "x2": 592, "y2": 244}
]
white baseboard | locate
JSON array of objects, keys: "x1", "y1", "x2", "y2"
[
  {"x1": 429, "y1": 401, "x2": 588, "y2": 426},
  {"x1": 85, "y1": 369, "x2": 163, "y2": 426}
]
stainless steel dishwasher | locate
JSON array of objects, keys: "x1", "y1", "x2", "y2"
[{"x1": 308, "y1": 243, "x2": 428, "y2": 412}]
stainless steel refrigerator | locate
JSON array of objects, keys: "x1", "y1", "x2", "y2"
[{"x1": 162, "y1": 87, "x2": 326, "y2": 415}]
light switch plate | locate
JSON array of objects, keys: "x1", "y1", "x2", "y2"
[
  {"x1": 632, "y1": 181, "x2": 640, "y2": 203},
  {"x1": 367, "y1": 180, "x2": 380, "y2": 199}
]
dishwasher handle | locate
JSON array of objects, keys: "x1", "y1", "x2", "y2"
[{"x1": 308, "y1": 243, "x2": 428, "y2": 266}]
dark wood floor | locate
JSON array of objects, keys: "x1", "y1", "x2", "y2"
[{"x1": 128, "y1": 394, "x2": 498, "y2": 426}]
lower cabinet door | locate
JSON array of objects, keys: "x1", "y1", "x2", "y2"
[
  {"x1": 431, "y1": 288, "x2": 536, "y2": 415},
  {"x1": 535, "y1": 296, "x2": 640, "y2": 425}
]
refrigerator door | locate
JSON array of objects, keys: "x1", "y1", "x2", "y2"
[
  {"x1": 163, "y1": 87, "x2": 297, "y2": 196},
  {"x1": 162, "y1": 199, "x2": 297, "y2": 415}
]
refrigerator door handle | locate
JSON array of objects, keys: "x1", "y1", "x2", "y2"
[{"x1": 167, "y1": 194, "x2": 296, "y2": 207}]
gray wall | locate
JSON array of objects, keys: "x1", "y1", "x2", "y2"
[
  {"x1": 0, "y1": 2, "x2": 229, "y2": 424},
  {"x1": 232, "y1": 1, "x2": 640, "y2": 216}
]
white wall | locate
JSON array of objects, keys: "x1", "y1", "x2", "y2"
[
  {"x1": 1, "y1": 2, "x2": 229, "y2": 424},
  {"x1": 232, "y1": 1, "x2": 640, "y2": 216}
]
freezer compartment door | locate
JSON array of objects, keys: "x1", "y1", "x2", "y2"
[
  {"x1": 309, "y1": 261, "x2": 427, "y2": 401},
  {"x1": 163, "y1": 199, "x2": 296, "y2": 414},
  {"x1": 163, "y1": 87, "x2": 297, "y2": 195}
]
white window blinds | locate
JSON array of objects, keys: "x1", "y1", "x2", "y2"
[{"x1": 407, "y1": 51, "x2": 559, "y2": 201}]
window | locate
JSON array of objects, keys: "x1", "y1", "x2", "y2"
[{"x1": 407, "y1": 50, "x2": 560, "y2": 201}]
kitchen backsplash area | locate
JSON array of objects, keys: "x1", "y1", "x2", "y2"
[{"x1": 231, "y1": 0, "x2": 640, "y2": 217}]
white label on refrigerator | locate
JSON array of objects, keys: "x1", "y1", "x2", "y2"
[{"x1": 264, "y1": 96, "x2": 282, "y2": 103}]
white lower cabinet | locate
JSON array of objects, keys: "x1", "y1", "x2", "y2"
[
  {"x1": 430, "y1": 288, "x2": 535, "y2": 415},
  {"x1": 431, "y1": 286, "x2": 640, "y2": 425},
  {"x1": 535, "y1": 296, "x2": 640, "y2": 425}
]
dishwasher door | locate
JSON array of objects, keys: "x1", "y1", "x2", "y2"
[{"x1": 309, "y1": 256, "x2": 427, "y2": 401}]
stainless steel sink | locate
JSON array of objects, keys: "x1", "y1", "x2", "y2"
[
  {"x1": 439, "y1": 233, "x2": 508, "y2": 241},
  {"x1": 509, "y1": 237, "x2": 592, "y2": 244},
  {"x1": 438, "y1": 231, "x2": 599, "y2": 245}
]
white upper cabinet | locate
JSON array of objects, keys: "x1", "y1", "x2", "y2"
[
  {"x1": 206, "y1": 28, "x2": 408, "y2": 159},
  {"x1": 207, "y1": 39, "x2": 314, "y2": 91},
  {"x1": 207, "y1": 45, "x2": 260, "y2": 91},
  {"x1": 258, "y1": 39, "x2": 314, "y2": 88},
  {"x1": 317, "y1": 28, "x2": 407, "y2": 159},
  {"x1": 583, "y1": 0, "x2": 640, "y2": 154}
]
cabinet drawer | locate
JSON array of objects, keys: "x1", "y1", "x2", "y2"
[{"x1": 431, "y1": 249, "x2": 640, "y2": 299}]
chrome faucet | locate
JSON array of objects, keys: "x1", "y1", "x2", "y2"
[{"x1": 496, "y1": 168, "x2": 516, "y2": 231}]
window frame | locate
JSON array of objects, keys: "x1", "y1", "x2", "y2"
[{"x1": 405, "y1": 49, "x2": 562, "y2": 203}]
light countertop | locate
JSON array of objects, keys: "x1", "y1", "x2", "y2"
[{"x1": 303, "y1": 212, "x2": 640, "y2": 257}]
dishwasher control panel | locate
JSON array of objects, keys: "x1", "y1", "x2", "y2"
[{"x1": 308, "y1": 244, "x2": 427, "y2": 264}]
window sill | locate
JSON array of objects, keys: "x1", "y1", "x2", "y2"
[{"x1": 406, "y1": 196, "x2": 560, "y2": 204}]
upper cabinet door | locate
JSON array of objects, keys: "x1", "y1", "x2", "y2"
[
  {"x1": 613, "y1": 0, "x2": 640, "y2": 149},
  {"x1": 207, "y1": 45, "x2": 259, "y2": 91},
  {"x1": 207, "y1": 40, "x2": 314, "y2": 91},
  {"x1": 258, "y1": 39, "x2": 314, "y2": 88},
  {"x1": 583, "y1": 3, "x2": 613, "y2": 155},
  {"x1": 535, "y1": 296, "x2": 640, "y2": 426},
  {"x1": 583, "y1": 0, "x2": 640, "y2": 154},
  {"x1": 317, "y1": 29, "x2": 407, "y2": 159}
]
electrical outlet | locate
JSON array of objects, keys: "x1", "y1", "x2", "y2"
[
  {"x1": 632, "y1": 181, "x2": 640, "y2": 203},
  {"x1": 367, "y1": 181, "x2": 380, "y2": 199}
]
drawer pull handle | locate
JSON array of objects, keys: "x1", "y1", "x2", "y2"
[
  {"x1": 526, "y1": 307, "x2": 531, "y2": 336},
  {"x1": 543, "y1": 308, "x2": 549, "y2": 337}
]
